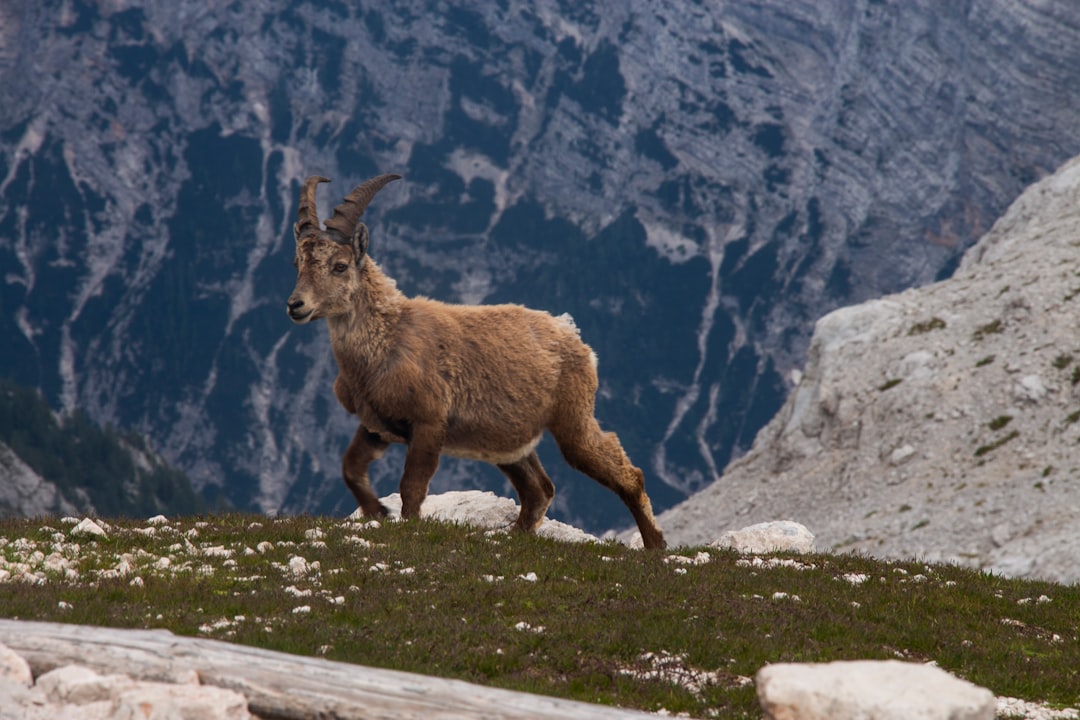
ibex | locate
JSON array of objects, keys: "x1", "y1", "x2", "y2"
[{"x1": 286, "y1": 174, "x2": 666, "y2": 549}]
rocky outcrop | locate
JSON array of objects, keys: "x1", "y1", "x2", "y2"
[
  {"x1": 1, "y1": 662, "x2": 251, "y2": 720},
  {"x1": 655, "y1": 154, "x2": 1080, "y2": 584},
  {"x1": 0, "y1": 442, "x2": 79, "y2": 519},
  {"x1": 0, "y1": 623, "x2": 662, "y2": 720}
]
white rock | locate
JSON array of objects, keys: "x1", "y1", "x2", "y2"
[
  {"x1": 711, "y1": 521, "x2": 814, "y2": 554},
  {"x1": 36, "y1": 665, "x2": 135, "y2": 704},
  {"x1": 756, "y1": 660, "x2": 995, "y2": 720},
  {"x1": 1014, "y1": 374, "x2": 1048, "y2": 402},
  {"x1": 889, "y1": 444, "x2": 916, "y2": 466},
  {"x1": 0, "y1": 642, "x2": 32, "y2": 687},
  {"x1": 360, "y1": 491, "x2": 600, "y2": 544},
  {"x1": 70, "y1": 519, "x2": 106, "y2": 538},
  {"x1": 287, "y1": 556, "x2": 309, "y2": 576},
  {"x1": 996, "y1": 696, "x2": 1080, "y2": 720},
  {"x1": 113, "y1": 682, "x2": 251, "y2": 719},
  {"x1": 0, "y1": 677, "x2": 37, "y2": 717},
  {"x1": 31, "y1": 664, "x2": 250, "y2": 720}
]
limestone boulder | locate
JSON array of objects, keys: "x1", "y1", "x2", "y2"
[{"x1": 756, "y1": 660, "x2": 995, "y2": 720}]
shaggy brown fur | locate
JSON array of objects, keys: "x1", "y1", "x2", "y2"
[{"x1": 287, "y1": 174, "x2": 665, "y2": 549}]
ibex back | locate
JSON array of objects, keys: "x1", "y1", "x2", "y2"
[{"x1": 287, "y1": 174, "x2": 666, "y2": 549}]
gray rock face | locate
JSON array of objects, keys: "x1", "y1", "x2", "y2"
[
  {"x1": 656, "y1": 153, "x2": 1080, "y2": 583},
  {"x1": 5, "y1": 2, "x2": 1080, "y2": 531},
  {"x1": 0, "y1": 443, "x2": 79, "y2": 519}
]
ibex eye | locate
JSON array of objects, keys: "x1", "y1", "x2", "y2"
[{"x1": 332, "y1": 263, "x2": 349, "y2": 274}]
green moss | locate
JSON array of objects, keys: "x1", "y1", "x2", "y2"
[
  {"x1": 908, "y1": 317, "x2": 947, "y2": 335},
  {"x1": 973, "y1": 319, "x2": 1004, "y2": 341},
  {"x1": 974, "y1": 430, "x2": 1020, "y2": 457}
]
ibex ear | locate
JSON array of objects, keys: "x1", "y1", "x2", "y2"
[
  {"x1": 293, "y1": 222, "x2": 302, "y2": 244},
  {"x1": 351, "y1": 222, "x2": 370, "y2": 263}
]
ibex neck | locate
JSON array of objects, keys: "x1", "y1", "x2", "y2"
[{"x1": 327, "y1": 260, "x2": 405, "y2": 363}]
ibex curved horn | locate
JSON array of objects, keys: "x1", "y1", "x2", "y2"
[
  {"x1": 296, "y1": 176, "x2": 330, "y2": 237},
  {"x1": 323, "y1": 173, "x2": 402, "y2": 243}
]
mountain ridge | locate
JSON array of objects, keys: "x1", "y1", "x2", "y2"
[{"x1": 4, "y1": 1, "x2": 1080, "y2": 532}]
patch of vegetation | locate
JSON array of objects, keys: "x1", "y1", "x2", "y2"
[
  {"x1": 1052, "y1": 353, "x2": 1074, "y2": 370},
  {"x1": 1065, "y1": 410, "x2": 1080, "y2": 426},
  {"x1": 1071, "y1": 367, "x2": 1080, "y2": 386},
  {"x1": 988, "y1": 415, "x2": 1013, "y2": 431},
  {"x1": 878, "y1": 378, "x2": 903, "y2": 391},
  {"x1": 0, "y1": 379, "x2": 203, "y2": 517},
  {"x1": 908, "y1": 317, "x2": 946, "y2": 335},
  {"x1": 1, "y1": 515, "x2": 1078, "y2": 715},
  {"x1": 975, "y1": 355, "x2": 995, "y2": 368},
  {"x1": 974, "y1": 430, "x2": 1020, "y2": 457},
  {"x1": 972, "y1": 319, "x2": 1004, "y2": 341}
]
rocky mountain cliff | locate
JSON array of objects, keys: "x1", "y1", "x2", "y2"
[
  {"x1": 654, "y1": 153, "x2": 1080, "y2": 584},
  {"x1": 4, "y1": 1, "x2": 1080, "y2": 531}
]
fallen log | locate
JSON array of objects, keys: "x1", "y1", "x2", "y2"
[{"x1": 0, "y1": 619, "x2": 657, "y2": 719}]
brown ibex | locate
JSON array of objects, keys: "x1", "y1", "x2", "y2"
[{"x1": 286, "y1": 174, "x2": 665, "y2": 549}]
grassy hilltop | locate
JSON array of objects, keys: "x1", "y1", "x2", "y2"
[{"x1": 1, "y1": 514, "x2": 1077, "y2": 717}]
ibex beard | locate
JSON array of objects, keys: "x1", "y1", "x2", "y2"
[{"x1": 287, "y1": 174, "x2": 666, "y2": 549}]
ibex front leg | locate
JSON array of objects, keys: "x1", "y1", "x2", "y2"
[
  {"x1": 399, "y1": 422, "x2": 444, "y2": 519},
  {"x1": 343, "y1": 426, "x2": 390, "y2": 518}
]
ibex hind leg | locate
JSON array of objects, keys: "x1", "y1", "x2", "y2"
[
  {"x1": 343, "y1": 426, "x2": 390, "y2": 518},
  {"x1": 497, "y1": 452, "x2": 555, "y2": 533},
  {"x1": 552, "y1": 419, "x2": 666, "y2": 549}
]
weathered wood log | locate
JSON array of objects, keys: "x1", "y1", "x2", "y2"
[{"x1": 0, "y1": 619, "x2": 657, "y2": 719}]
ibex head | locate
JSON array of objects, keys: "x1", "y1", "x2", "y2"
[{"x1": 287, "y1": 174, "x2": 401, "y2": 324}]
